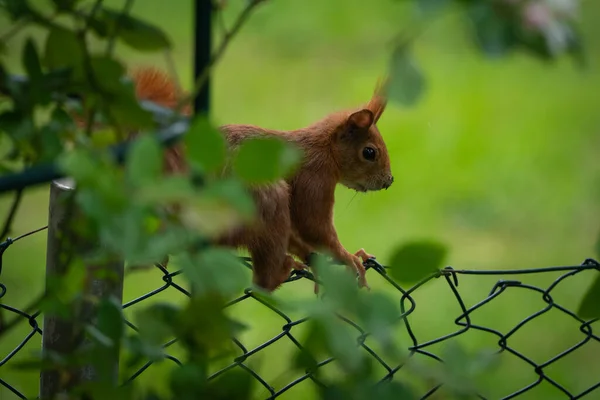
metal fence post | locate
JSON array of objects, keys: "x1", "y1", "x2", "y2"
[
  {"x1": 193, "y1": 0, "x2": 211, "y2": 116},
  {"x1": 40, "y1": 178, "x2": 125, "y2": 399}
]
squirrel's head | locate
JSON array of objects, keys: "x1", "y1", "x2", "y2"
[{"x1": 331, "y1": 80, "x2": 393, "y2": 192}]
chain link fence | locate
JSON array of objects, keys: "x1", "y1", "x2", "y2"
[{"x1": 1, "y1": 223, "x2": 599, "y2": 399}]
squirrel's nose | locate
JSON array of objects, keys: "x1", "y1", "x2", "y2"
[{"x1": 383, "y1": 176, "x2": 394, "y2": 190}]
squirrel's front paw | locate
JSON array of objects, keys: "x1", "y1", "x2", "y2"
[
  {"x1": 354, "y1": 248, "x2": 375, "y2": 262},
  {"x1": 349, "y1": 254, "x2": 371, "y2": 291},
  {"x1": 291, "y1": 259, "x2": 308, "y2": 271}
]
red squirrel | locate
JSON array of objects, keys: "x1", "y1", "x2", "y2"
[{"x1": 129, "y1": 67, "x2": 393, "y2": 292}]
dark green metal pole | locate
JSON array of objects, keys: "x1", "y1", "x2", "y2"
[{"x1": 194, "y1": 0, "x2": 211, "y2": 115}]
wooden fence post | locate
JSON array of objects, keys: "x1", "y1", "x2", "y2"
[{"x1": 40, "y1": 178, "x2": 125, "y2": 399}]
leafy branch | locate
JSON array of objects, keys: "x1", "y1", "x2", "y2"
[
  {"x1": 387, "y1": 0, "x2": 584, "y2": 106},
  {"x1": 0, "y1": 188, "x2": 22, "y2": 239}
]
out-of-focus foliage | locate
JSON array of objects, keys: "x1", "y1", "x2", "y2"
[
  {"x1": 390, "y1": 0, "x2": 584, "y2": 106},
  {"x1": 0, "y1": 0, "x2": 595, "y2": 399}
]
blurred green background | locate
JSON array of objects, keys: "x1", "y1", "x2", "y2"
[{"x1": 1, "y1": 0, "x2": 599, "y2": 399}]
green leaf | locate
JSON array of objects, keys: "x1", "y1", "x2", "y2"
[
  {"x1": 98, "y1": 8, "x2": 172, "y2": 52},
  {"x1": 81, "y1": 383, "x2": 134, "y2": 400},
  {"x1": 389, "y1": 239, "x2": 448, "y2": 284},
  {"x1": 105, "y1": 78, "x2": 154, "y2": 129},
  {"x1": 38, "y1": 125, "x2": 64, "y2": 162},
  {"x1": 135, "y1": 303, "x2": 179, "y2": 347},
  {"x1": 43, "y1": 257, "x2": 87, "y2": 316},
  {"x1": 80, "y1": 56, "x2": 154, "y2": 128},
  {"x1": 416, "y1": 0, "x2": 451, "y2": 16},
  {"x1": 105, "y1": 206, "x2": 146, "y2": 261},
  {"x1": 438, "y1": 341, "x2": 499, "y2": 396},
  {"x1": 292, "y1": 319, "x2": 329, "y2": 373},
  {"x1": 38, "y1": 108, "x2": 70, "y2": 163},
  {"x1": 90, "y1": 296, "x2": 125, "y2": 382},
  {"x1": 183, "y1": 178, "x2": 256, "y2": 238},
  {"x1": 181, "y1": 247, "x2": 248, "y2": 296},
  {"x1": 321, "y1": 379, "x2": 417, "y2": 400},
  {"x1": 595, "y1": 231, "x2": 600, "y2": 258},
  {"x1": 319, "y1": 316, "x2": 364, "y2": 374},
  {"x1": 175, "y1": 295, "x2": 246, "y2": 358},
  {"x1": 130, "y1": 222, "x2": 195, "y2": 266},
  {"x1": 185, "y1": 115, "x2": 227, "y2": 173},
  {"x1": 86, "y1": 325, "x2": 114, "y2": 348},
  {"x1": 126, "y1": 134, "x2": 162, "y2": 187},
  {"x1": 0, "y1": 110, "x2": 35, "y2": 141},
  {"x1": 43, "y1": 26, "x2": 83, "y2": 75},
  {"x1": 356, "y1": 292, "x2": 401, "y2": 357},
  {"x1": 42, "y1": 67, "x2": 73, "y2": 93},
  {"x1": 90, "y1": 127, "x2": 119, "y2": 148},
  {"x1": 50, "y1": 105, "x2": 76, "y2": 131},
  {"x1": 9, "y1": 350, "x2": 72, "y2": 371},
  {"x1": 565, "y1": 23, "x2": 587, "y2": 68},
  {"x1": 467, "y1": 2, "x2": 517, "y2": 58},
  {"x1": 23, "y1": 37, "x2": 42, "y2": 77},
  {"x1": 58, "y1": 148, "x2": 102, "y2": 186},
  {"x1": 577, "y1": 273, "x2": 600, "y2": 320},
  {"x1": 170, "y1": 363, "x2": 208, "y2": 400},
  {"x1": 10, "y1": 356, "x2": 62, "y2": 372},
  {"x1": 1, "y1": 69, "x2": 30, "y2": 110},
  {"x1": 3, "y1": 0, "x2": 34, "y2": 20},
  {"x1": 203, "y1": 367, "x2": 254, "y2": 400},
  {"x1": 466, "y1": 348, "x2": 500, "y2": 377},
  {"x1": 89, "y1": 55, "x2": 126, "y2": 94},
  {"x1": 232, "y1": 136, "x2": 303, "y2": 184},
  {"x1": 315, "y1": 254, "x2": 360, "y2": 308},
  {"x1": 375, "y1": 381, "x2": 417, "y2": 400},
  {"x1": 88, "y1": 16, "x2": 110, "y2": 38},
  {"x1": 388, "y1": 44, "x2": 426, "y2": 107},
  {"x1": 201, "y1": 178, "x2": 255, "y2": 218},
  {"x1": 136, "y1": 175, "x2": 197, "y2": 205},
  {"x1": 96, "y1": 297, "x2": 125, "y2": 348},
  {"x1": 123, "y1": 334, "x2": 164, "y2": 368},
  {"x1": 50, "y1": 0, "x2": 82, "y2": 12}
]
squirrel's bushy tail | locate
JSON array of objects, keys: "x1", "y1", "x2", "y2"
[
  {"x1": 130, "y1": 67, "x2": 190, "y2": 113},
  {"x1": 128, "y1": 67, "x2": 190, "y2": 175}
]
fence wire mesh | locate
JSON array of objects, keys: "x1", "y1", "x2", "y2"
[{"x1": 1, "y1": 225, "x2": 599, "y2": 400}]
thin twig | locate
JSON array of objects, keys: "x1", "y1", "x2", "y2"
[
  {"x1": 172, "y1": 0, "x2": 267, "y2": 117},
  {"x1": 106, "y1": 0, "x2": 135, "y2": 56},
  {"x1": 78, "y1": 0, "x2": 127, "y2": 139},
  {"x1": 0, "y1": 18, "x2": 30, "y2": 42},
  {"x1": 0, "y1": 9, "x2": 61, "y2": 46},
  {"x1": 80, "y1": 0, "x2": 105, "y2": 137},
  {"x1": 164, "y1": 49, "x2": 184, "y2": 99},
  {"x1": 0, "y1": 189, "x2": 23, "y2": 240},
  {"x1": 216, "y1": 2, "x2": 228, "y2": 37}
]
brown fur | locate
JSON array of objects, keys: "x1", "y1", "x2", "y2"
[
  {"x1": 130, "y1": 67, "x2": 191, "y2": 176},
  {"x1": 127, "y1": 67, "x2": 393, "y2": 292}
]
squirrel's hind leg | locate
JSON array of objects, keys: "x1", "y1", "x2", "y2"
[
  {"x1": 287, "y1": 233, "x2": 320, "y2": 294},
  {"x1": 248, "y1": 244, "x2": 289, "y2": 291},
  {"x1": 247, "y1": 181, "x2": 294, "y2": 292}
]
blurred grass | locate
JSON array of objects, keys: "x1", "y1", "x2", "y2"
[{"x1": 0, "y1": 0, "x2": 599, "y2": 398}]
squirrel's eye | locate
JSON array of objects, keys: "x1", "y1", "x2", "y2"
[{"x1": 362, "y1": 147, "x2": 376, "y2": 161}]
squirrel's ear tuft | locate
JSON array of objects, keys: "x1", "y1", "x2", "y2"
[
  {"x1": 348, "y1": 109, "x2": 374, "y2": 129},
  {"x1": 366, "y1": 77, "x2": 388, "y2": 123}
]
